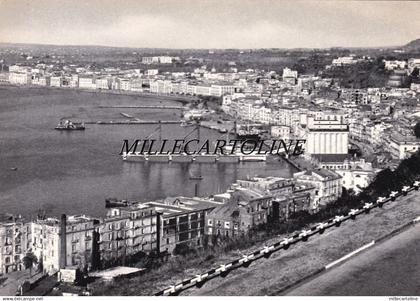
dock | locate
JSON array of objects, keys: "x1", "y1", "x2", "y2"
[
  {"x1": 99, "y1": 105, "x2": 184, "y2": 109},
  {"x1": 84, "y1": 120, "x2": 182, "y2": 125},
  {"x1": 122, "y1": 153, "x2": 268, "y2": 163}
]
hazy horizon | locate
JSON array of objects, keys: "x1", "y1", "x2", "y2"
[{"x1": 1, "y1": 0, "x2": 420, "y2": 49}]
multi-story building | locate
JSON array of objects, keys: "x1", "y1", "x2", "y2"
[
  {"x1": 235, "y1": 177, "x2": 295, "y2": 197},
  {"x1": 332, "y1": 56, "x2": 358, "y2": 66},
  {"x1": 30, "y1": 218, "x2": 61, "y2": 275},
  {"x1": 50, "y1": 76, "x2": 63, "y2": 88},
  {"x1": 158, "y1": 56, "x2": 173, "y2": 64},
  {"x1": 147, "y1": 197, "x2": 217, "y2": 254},
  {"x1": 78, "y1": 77, "x2": 96, "y2": 89},
  {"x1": 313, "y1": 157, "x2": 378, "y2": 194},
  {"x1": 210, "y1": 84, "x2": 235, "y2": 97},
  {"x1": 306, "y1": 115, "x2": 349, "y2": 156},
  {"x1": 206, "y1": 189, "x2": 272, "y2": 237},
  {"x1": 293, "y1": 169, "x2": 342, "y2": 208},
  {"x1": 270, "y1": 125, "x2": 291, "y2": 139},
  {"x1": 273, "y1": 184, "x2": 314, "y2": 219},
  {"x1": 69, "y1": 74, "x2": 79, "y2": 88},
  {"x1": 234, "y1": 177, "x2": 316, "y2": 215},
  {"x1": 145, "y1": 69, "x2": 159, "y2": 76},
  {"x1": 30, "y1": 215, "x2": 99, "y2": 275},
  {"x1": 9, "y1": 72, "x2": 32, "y2": 85},
  {"x1": 389, "y1": 132, "x2": 420, "y2": 159},
  {"x1": 95, "y1": 77, "x2": 111, "y2": 90},
  {"x1": 282, "y1": 67, "x2": 298, "y2": 84},
  {"x1": 0, "y1": 214, "x2": 27, "y2": 275},
  {"x1": 64, "y1": 215, "x2": 99, "y2": 271},
  {"x1": 150, "y1": 80, "x2": 173, "y2": 94},
  {"x1": 98, "y1": 204, "x2": 159, "y2": 265},
  {"x1": 118, "y1": 79, "x2": 132, "y2": 91},
  {"x1": 383, "y1": 60, "x2": 407, "y2": 70},
  {"x1": 32, "y1": 75, "x2": 50, "y2": 86}
]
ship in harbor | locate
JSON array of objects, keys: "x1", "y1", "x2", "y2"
[
  {"x1": 121, "y1": 151, "x2": 267, "y2": 163},
  {"x1": 55, "y1": 119, "x2": 85, "y2": 131},
  {"x1": 235, "y1": 122, "x2": 268, "y2": 141}
]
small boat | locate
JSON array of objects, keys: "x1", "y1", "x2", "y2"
[
  {"x1": 55, "y1": 120, "x2": 85, "y2": 131},
  {"x1": 10, "y1": 167, "x2": 17, "y2": 171},
  {"x1": 105, "y1": 198, "x2": 130, "y2": 208}
]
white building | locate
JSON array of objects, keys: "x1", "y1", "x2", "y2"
[
  {"x1": 96, "y1": 77, "x2": 111, "y2": 90},
  {"x1": 146, "y1": 69, "x2": 159, "y2": 76},
  {"x1": 271, "y1": 125, "x2": 291, "y2": 139},
  {"x1": 315, "y1": 158, "x2": 377, "y2": 194},
  {"x1": 294, "y1": 169, "x2": 342, "y2": 208},
  {"x1": 389, "y1": 133, "x2": 420, "y2": 159},
  {"x1": 332, "y1": 56, "x2": 357, "y2": 66},
  {"x1": 383, "y1": 60, "x2": 407, "y2": 70},
  {"x1": 9, "y1": 72, "x2": 31, "y2": 85},
  {"x1": 119, "y1": 79, "x2": 131, "y2": 91},
  {"x1": 32, "y1": 76, "x2": 50, "y2": 86},
  {"x1": 50, "y1": 76, "x2": 63, "y2": 88},
  {"x1": 306, "y1": 116, "x2": 349, "y2": 155},
  {"x1": 78, "y1": 77, "x2": 96, "y2": 89},
  {"x1": 282, "y1": 67, "x2": 298, "y2": 79}
]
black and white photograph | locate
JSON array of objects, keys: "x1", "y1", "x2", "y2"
[{"x1": 0, "y1": 0, "x2": 420, "y2": 298}]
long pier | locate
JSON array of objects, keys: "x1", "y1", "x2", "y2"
[
  {"x1": 84, "y1": 120, "x2": 182, "y2": 125},
  {"x1": 98, "y1": 105, "x2": 184, "y2": 109},
  {"x1": 122, "y1": 153, "x2": 268, "y2": 163}
]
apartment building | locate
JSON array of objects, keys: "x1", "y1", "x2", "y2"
[
  {"x1": 0, "y1": 214, "x2": 27, "y2": 275},
  {"x1": 9, "y1": 72, "x2": 32, "y2": 85},
  {"x1": 293, "y1": 169, "x2": 342, "y2": 208},
  {"x1": 95, "y1": 77, "x2": 111, "y2": 90},
  {"x1": 98, "y1": 204, "x2": 159, "y2": 265},
  {"x1": 50, "y1": 76, "x2": 63, "y2": 87},
  {"x1": 146, "y1": 197, "x2": 216, "y2": 254},
  {"x1": 206, "y1": 189, "x2": 272, "y2": 237},
  {"x1": 30, "y1": 215, "x2": 99, "y2": 275},
  {"x1": 78, "y1": 77, "x2": 96, "y2": 89},
  {"x1": 389, "y1": 132, "x2": 420, "y2": 159},
  {"x1": 273, "y1": 184, "x2": 314, "y2": 219},
  {"x1": 32, "y1": 75, "x2": 50, "y2": 86},
  {"x1": 235, "y1": 177, "x2": 295, "y2": 197}
]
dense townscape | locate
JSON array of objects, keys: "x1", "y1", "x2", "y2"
[{"x1": 1, "y1": 40, "x2": 420, "y2": 295}]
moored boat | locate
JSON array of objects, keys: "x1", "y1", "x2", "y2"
[{"x1": 55, "y1": 120, "x2": 85, "y2": 130}]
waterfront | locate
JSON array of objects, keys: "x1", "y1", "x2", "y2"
[{"x1": 0, "y1": 86, "x2": 296, "y2": 217}]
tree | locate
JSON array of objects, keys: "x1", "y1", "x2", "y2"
[
  {"x1": 22, "y1": 251, "x2": 38, "y2": 277},
  {"x1": 411, "y1": 67, "x2": 419, "y2": 78},
  {"x1": 414, "y1": 121, "x2": 420, "y2": 138}
]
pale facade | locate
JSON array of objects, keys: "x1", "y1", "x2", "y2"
[
  {"x1": 9, "y1": 72, "x2": 31, "y2": 85},
  {"x1": 306, "y1": 116, "x2": 349, "y2": 155},
  {"x1": 0, "y1": 216, "x2": 27, "y2": 275}
]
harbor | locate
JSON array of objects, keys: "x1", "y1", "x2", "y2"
[{"x1": 0, "y1": 86, "x2": 297, "y2": 218}]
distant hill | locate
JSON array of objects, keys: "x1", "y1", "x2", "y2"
[{"x1": 404, "y1": 38, "x2": 420, "y2": 51}]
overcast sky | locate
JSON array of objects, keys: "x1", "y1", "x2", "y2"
[{"x1": 1, "y1": 0, "x2": 419, "y2": 49}]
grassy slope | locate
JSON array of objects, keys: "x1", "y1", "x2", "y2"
[{"x1": 92, "y1": 190, "x2": 420, "y2": 296}]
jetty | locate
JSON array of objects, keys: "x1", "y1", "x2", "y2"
[
  {"x1": 98, "y1": 105, "x2": 184, "y2": 109},
  {"x1": 84, "y1": 120, "x2": 182, "y2": 125}
]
